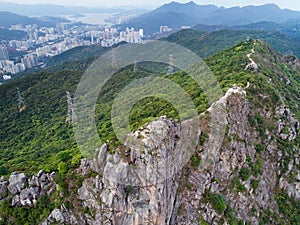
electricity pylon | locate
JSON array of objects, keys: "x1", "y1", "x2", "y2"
[
  {"x1": 167, "y1": 54, "x2": 174, "y2": 74},
  {"x1": 133, "y1": 61, "x2": 138, "y2": 72},
  {"x1": 66, "y1": 91, "x2": 75, "y2": 124},
  {"x1": 17, "y1": 88, "x2": 25, "y2": 112}
]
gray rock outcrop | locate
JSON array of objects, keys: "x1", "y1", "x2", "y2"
[
  {"x1": 0, "y1": 176, "x2": 8, "y2": 201},
  {"x1": 78, "y1": 116, "x2": 198, "y2": 225},
  {"x1": 4, "y1": 170, "x2": 56, "y2": 207},
  {"x1": 276, "y1": 106, "x2": 299, "y2": 141},
  {"x1": 8, "y1": 172, "x2": 28, "y2": 195}
]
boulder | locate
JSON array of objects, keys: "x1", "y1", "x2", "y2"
[
  {"x1": 0, "y1": 180, "x2": 8, "y2": 200},
  {"x1": 12, "y1": 195, "x2": 20, "y2": 207},
  {"x1": 8, "y1": 173, "x2": 28, "y2": 195},
  {"x1": 20, "y1": 187, "x2": 41, "y2": 207}
]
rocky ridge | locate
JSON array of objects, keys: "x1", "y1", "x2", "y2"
[
  {"x1": 42, "y1": 85, "x2": 277, "y2": 225},
  {"x1": 0, "y1": 170, "x2": 56, "y2": 208},
  {"x1": 4, "y1": 82, "x2": 299, "y2": 225}
]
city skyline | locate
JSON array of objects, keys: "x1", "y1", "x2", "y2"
[
  {"x1": 1, "y1": 0, "x2": 300, "y2": 11},
  {"x1": 0, "y1": 20, "x2": 145, "y2": 79}
]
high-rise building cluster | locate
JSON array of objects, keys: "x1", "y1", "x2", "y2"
[
  {"x1": 0, "y1": 60, "x2": 25, "y2": 74},
  {"x1": 119, "y1": 28, "x2": 144, "y2": 44},
  {"x1": 1, "y1": 21, "x2": 145, "y2": 81},
  {"x1": 93, "y1": 27, "x2": 144, "y2": 47},
  {"x1": 21, "y1": 54, "x2": 38, "y2": 69}
]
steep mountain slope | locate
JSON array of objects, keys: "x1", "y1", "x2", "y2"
[
  {"x1": 177, "y1": 40, "x2": 300, "y2": 224},
  {"x1": 122, "y1": 1, "x2": 300, "y2": 34},
  {"x1": 0, "y1": 40, "x2": 300, "y2": 224},
  {"x1": 56, "y1": 40, "x2": 300, "y2": 224},
  {"x1": 75, "y1": 40, "x2": 300, "y2": 225}
]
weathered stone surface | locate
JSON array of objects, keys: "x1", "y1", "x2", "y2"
[
  {"x1": 174, "y1": 87, "x2": 281, "y2": 224},
  {"x1": 5, "y1": 170, "x2": 56, "y2": 207},
  {"x1": 41, "y1": 204, "x2": 80, "y2": 225},
  {"x1": 0, "y1": 179, "x2": 8, "y2": 200},
  {"x1": 0, "y1": 176, "x2": 6, "y2": 182},
  {"x1": 19, "y1": 187, "x2": 40, "y2": 207},
  {"x1": 75, "y1": 113, "x2": 202, "y2": 225},
  {"x1": 90, "y1": 144, "x2": 108, "y2": 174},
  {"x1": 8, "y1": 172, "x2": 28, "y2": 195},
  {"x1": 276, "y1": 105, "x2": 300, "y2": 141},
  {"x1": 12, "y1": 195, "x2": 20, "y2": 207},
  {"x1": 280, "y1": 176, "x2": 300, "y2": 200}
]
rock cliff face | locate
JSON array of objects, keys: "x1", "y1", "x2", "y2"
[
  {"x1": 76, "y1": 117, "x2": 199, "y2": 225},
  {"x1": 175, "y1": 89, "x2": 275, "y2": 224},
  {"x1": 42, "y1": 82, "x2": 299, "y2": 224},
  {"x1": 4, "y1": 88, "x2": 299, "y2": 224}
]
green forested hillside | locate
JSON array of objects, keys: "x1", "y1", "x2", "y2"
[
  {"x1": 46, "y1": 45, "x2": 109, "y2": 68},
  {"x1": 0, "y1": 60, "x2": 208, "y2": 175},
  {"x1": 1, "y1": 39, "x2": 300, "y2": 176},
  {"x1": 1, "y1": 37, "x2": 300, "y2": 224},
  {"x1": 163, "y1": 29, "x2": 300, "y2": 58},
  {"x1": 0, "y1": 69, "x2": 81, "y2": 175}
]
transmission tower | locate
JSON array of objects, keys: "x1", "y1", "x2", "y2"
[
  {"x1": 17, "y1": 88, "x2": 25, "y2": 112},
  {"x1": 111, "y1": 48, "x2": 118, "y2": 69},
  {"x1": 66, "y1": 91, "x2": 75, "y2": 124},
  {"x1": 167, "y1": 54, "x2": 174, "y2": 74},
  {"x1": 133, "y1": 60, "x2": 138, "y2": 72}
]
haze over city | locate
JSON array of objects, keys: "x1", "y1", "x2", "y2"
[{"x1": 1, "y1": 0, "x2": 300, "y2": 10}]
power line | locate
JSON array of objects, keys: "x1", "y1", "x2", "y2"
[
  {"x1": 17, "y1": 88, "x2": 25, "y2": 112},
  {"x1": 133, "y1": 60, "x2": 138, "y2": 72},
  {"x1": 66, "y1": 91, "x2": 75, "y2": 124},
  {"x1": 167, "y1": 54, "x2": 174, "y2": 74},
  {"x1": 111, "y1": 48, "x2": 118, "y2": 69}
]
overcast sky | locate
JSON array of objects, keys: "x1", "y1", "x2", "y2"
[{"x1": 2, "y1": 0, "x2": 300, "y2": 11}]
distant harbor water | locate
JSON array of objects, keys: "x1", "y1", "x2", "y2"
[{"x1": 65, "y1": 13, "x2": 115, "y2": 25}]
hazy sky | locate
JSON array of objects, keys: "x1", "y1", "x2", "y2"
[{"x1": 2, "y1": 0, "x2": 300, "y2": 11}]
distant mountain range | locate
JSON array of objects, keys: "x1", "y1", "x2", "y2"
[
  {"x1": 193, "y1": 21, "x2": 300, "y2": 40},
  {"x1": 0, "y1": 11, "x2": 69, "y2": 28},
  {"x1": 0, "y1": 1, "x2": 149, "y2": 16},
  {"x1": 121, "y1": 1, "x2": 300, "y2": 34},
  {"x1": 0, "y1": 28, "x2": 27, "y2": 41}
]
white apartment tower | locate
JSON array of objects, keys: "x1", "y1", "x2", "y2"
[{"x1": 0, "y1": 47, "x2": 9, "y2": 60}]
